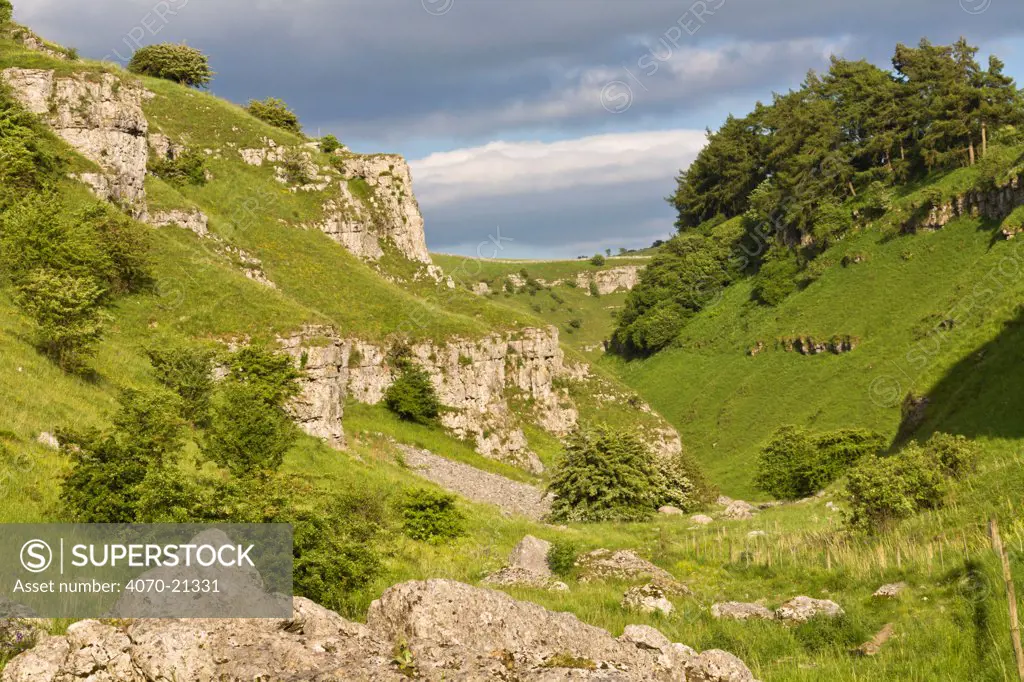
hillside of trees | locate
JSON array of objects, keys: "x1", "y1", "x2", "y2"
[{"x1": 614, "y1": 38, "x2": 1024, "y2": 355}]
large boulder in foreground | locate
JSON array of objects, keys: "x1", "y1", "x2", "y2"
[{"x1": 3, "y1": 579, "x2": 759, "y2": 681}]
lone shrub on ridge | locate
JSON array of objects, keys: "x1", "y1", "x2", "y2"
[{"x1": 127, "y1": 43, "x2": 213, "y2": 88}]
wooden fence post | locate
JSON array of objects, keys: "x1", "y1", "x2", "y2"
[{"x1": 990, "y1": 518, "x2": 1024, "y2": 682}]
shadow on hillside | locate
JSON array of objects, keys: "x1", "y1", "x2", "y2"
[{"x1": 897, "y1": 307, "x2": 1024, "y2": 445}]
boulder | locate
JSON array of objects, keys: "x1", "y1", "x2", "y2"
[
  {"x1": 716, "y1": 496, "x2": 734, "y2": 506},
  {"x1": 721, "y1": 500, "x2": 756, "y2": 520},
  {"x1": 711, "y1": 602, "x2": 775, "y2": 622},
  {"x1": 691, "y1": 514, "x2": 715, "y2": 525},
  {"x1": 658, "y1": 505, "x2": 684, "y2": 516},
  {"x1": 746, "y1": 530, "x2": 767, "y2": 539},
  {"x1": 621, "y1": 584, "x2": 674, "y2": 616},
  {"x1": 482, "y1": 566, "x2": 569, "y2": 592},
  {"x1": 576, "y1": 549, "x2": 674, "y2": 585},
  {"x1": 775, "y1": 596, "x2": 844, "y2": 623},
  {"x1": 2, "y1": 580, "x2": 756, "y2": 681},
  {"x1": 509, "y1": 535, "x2": 553, "y2": 576},
  {"x1": 873, "y1": 582, "x2": 906, "y2": 599},
  {"x1": 685, "y1": 649, "x2": 759, "y2": 681}
]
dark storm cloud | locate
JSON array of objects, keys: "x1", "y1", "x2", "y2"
[
  {"x1": 15, "y1": 0, "x2": 1024, "y2": 145},
  {"x1": 13, "y1": 0, "x2": 1024, "y2": 256}
]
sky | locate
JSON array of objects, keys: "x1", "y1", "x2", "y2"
[{"x1": 12, "y1": 0, "x2": 1024, "y2": 258}]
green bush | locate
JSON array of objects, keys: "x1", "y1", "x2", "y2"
[
  {"x1": 0, "y1": 0, "x2": 12, "y2": 24},
  {"x1": 547, "y1": 539, "x2": 579, "y2": 578},
  {"x1": 548, "y1": 424, "x2": 661, "y2": 523},
  {"x1": 127, "y1": 43, "x2": 213, "y2": 88},
  {"x1": 398, "y1": 488, "x2": 465, "y2": 543},
  {"x1": 319, "y1": 134, "x2": 342, "y2": 153},
  {"x1": 246, "y1": 97, "x2": 301, "y2": 133},
  {"x1": 385, "y1": 364, "x2": 441, "y2": 425},
  {"x1": 148, "y1": 148, "x2": 207, "y2": 186},
  {"x1": 0, "y1": 193, "x2": 151, "y2": 296},
  {"x1": 753, "y1": 252, "x2": 800, "y2": 306},
  {"x1": 612, "y1": 233, "x2": 733, "y2": 355},
  {"x1": 147, "y1": 342, "x2": 216, "y2": 424},
  {"x1": 224, "y1": 345, "x2": 302, "y2": 408},
  {"x1": 590, "y1": 254, "x2": 606, "y2": 266},
  {"x1": 845, "y1": 445, "x2": 946, "y2": 533},
  {"x1": 202, "y1": 383, "x2": 298, "y2": 479},
  {"x1": 588, "y1": 280, "x2": 600, "y2": 297},
  {"x1": 923, "y1": 432, "x2": 978, "y2": 479},
  {"x1": 756, "y1": 426, "x2": 885, "y2": 500},
  {"x1": 16, "y1": 270, "x2": 108, "y2": 371},
  {"x1": 293, "y1": 488, "x2": 390, "y2": 614},
  {"x1": 280, "y1": 148, "x2": 313, "y2": 185},
  {"x1": 60, "y1": 389, "x2": 186, "y2": 522}
]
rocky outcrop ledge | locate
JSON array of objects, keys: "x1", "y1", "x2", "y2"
[
  {"x1": 279, "y1": 325, "x2": 584, "y2": 472},
  {"x1": 903, "y1": 175, "x2": 1024, "y2": 232},
  {"x1": 3, "y1": 579, "x2": 758, "y2": 681},
  {"x1": 2, "y1": 67, "x2": 149, "y2": 216}
]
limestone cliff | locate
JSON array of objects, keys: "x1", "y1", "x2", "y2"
[
  {"x1": 312, "y1": 153, "x2": 432, "y2": 264},
  {"x1": 903, "y1": 175, "x2": 1024, "y2": 233},
  {"x1": 577, "y1": 265, "x2": 644, "y2": 295},
  {"x1": 278, "y1": 326, "x2": 582, "y2": 473},
  {"x1": 1, "y1": 67, "x2": 149, "y2": 216}
]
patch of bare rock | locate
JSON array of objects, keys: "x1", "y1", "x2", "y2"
[
  {"x1": 4, "y1": 579, "x2": 762, "y2": 681},
  {"x1": 622, "y1": 584, "x2": 675, "y2": 615},
  {"x1": 576, "y1": 549, "x2": 687, "y2": 594},
  {"x1": 774, "y1": 596, "x2": 845, "y2": 623},
  {"x1": 484, "y1": 535, "x2": 569, "y2": 592},
  {"x1": 720, "y1": 500, "x2": 757, "y2": 520},
  {"x1": 873, "y1": 582, "x2": 907, "y2": 599},
  {"x1": 711, "y1": 596, "x2": 844, "y2": 625},
  {"x1": 711, "y1": 601, "x2": 775, "y2": 622}
]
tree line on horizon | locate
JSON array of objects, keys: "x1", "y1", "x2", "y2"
[{"x1": 613, "y1": 38, "x2": 1024, "y2": 356}]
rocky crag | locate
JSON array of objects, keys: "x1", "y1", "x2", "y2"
[
  {"x1": 903, "y1": 175, "x2": 1024, "y2": 233},
  {"x1": 279, "y1": 325, "x2": 585, "y2": 473},
  {"x1": 3, "y1": 579, "x2": 758, "y2": 681},
  {"x1": 2, "y1": 67, "x2": 149, "y2": 216}
]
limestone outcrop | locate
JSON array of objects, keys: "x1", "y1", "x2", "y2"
[
  {"x1": 2, "y1": 580, "x2": 760, "y2": 681},
  {"x1": 1, "y1": 68, "x2": 149, "y2": 216},
  {"x1": 278, "y1": 326, "x2": 582, "y2": 472},
  {"x1": 903, "y1": 175, "x2": 1024, "y2": 232},
  {"x1": 577, "y1": 265, "x2": 644, "y2": 295},
  {"x1": 147, "y1": 208, "x2": 209, "y2": 237},
  {"x1": 311, "y1": 153, "x2": 432, "y2": 264}
]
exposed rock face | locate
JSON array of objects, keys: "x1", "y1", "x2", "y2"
[
  {"x1": 398, "y1": 445, "x2": 553, "y2": 520},
  {"x1": 147, "y1": 208, "x2": 209, "y2": 237},
  {"x1": 577, "y1": 266, "x2": 644, "y2": 295},
  {"x1": 2, "y1": 68, "x2": 149, "y2": 216},
  {"x1": 576, "y1": 549, "x2": 687, "y2": 595},
  {"x1": 35, "y1": 432, "x2": 59, "y2": 450},
  {"x1": 711, "y1": 602, "x2": 775, "y2": 622},
  {"x1": 905, "y1": 176, "x2": 1024, "y2": 232},
  {"x1": 775, "y1": 596, "x2": 844, "y2": 623},
  {"x1": 367, "y1": 579, "x2": 703, "y2": 680},
  {"x1": 312, "y1": 153, "x2": 432, "y2": 264},
  {"x1": 686, "y1": 650, "x2": 759, "y2": 682},
  {"x1": 5, "y1": 580, "x2": 760, "y2": 681},
  {"x1": 279, "y1": 326, "x2": 581, "y2": 472},
  {"x1": 622, "y1": 584, "x2": 674, "y2": 615},
  {"x1": 778, "y1": 335, "x2": 858, "y2": 355},
  {"x1": 509, "y1": 535, "x2": 554, "y2": 576}
]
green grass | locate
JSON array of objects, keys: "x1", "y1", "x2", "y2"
[
  {"x1": 605, "y1": 213, "x2": 1024, "y2": 497},
  {"x1": 7, "y1": 27, "x2": 1024, "y2": 682}
]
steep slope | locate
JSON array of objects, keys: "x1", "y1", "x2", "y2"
[
  {"x1": 603, "y1": 169, "x2": 1024, "y2": 496},
  {"x1": 0, "y1": 32, "x2": 685, "y2": 485}
]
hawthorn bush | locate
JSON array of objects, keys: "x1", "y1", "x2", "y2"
[
  {"x1": 246, "y1": 97, "x2": 301, "y2": 133},
  {"x1": 127, "y1": 43, "x2": 213, "y2": 88}
]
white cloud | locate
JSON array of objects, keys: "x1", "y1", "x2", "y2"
[{"x1": 410, "y1": 129, "x2": 708, "y2": 207}]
